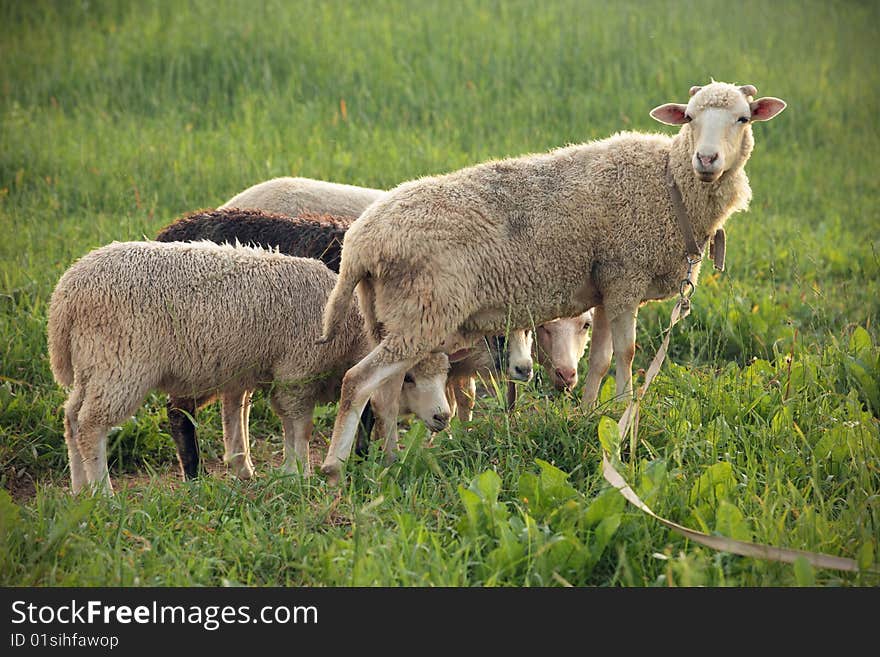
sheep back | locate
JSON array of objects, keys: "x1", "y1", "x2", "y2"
[
  {"x1": 47, "y1": 240, "x2": 365, "y2": 399},
  {"x1": 156, "y1": 208, "x2": 354, "y2": 273},
  {"x1": 337, "y1": 130, "x2": 750, "y2": 336},
  {"x1": 219, "y1": 177, "x2": 384, "y2": 217}
]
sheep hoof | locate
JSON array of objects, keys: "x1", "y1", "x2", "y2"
[
  {"x1": 88, "y1": 479, "x2": 114, "y2": 496},
  {"x1": 580, "y1": 392, "x2": 600, "y2": 410},
  {"x1": 320, "y1": 460, "x2": 341, "y2": 486},
  {"x1": 229, "y1": 459, "x2": 255, "y2": 480},
  {"x1": 281, "y1": 460, "x2": 310, "y2": 477}
]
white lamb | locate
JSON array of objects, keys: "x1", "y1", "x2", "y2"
[{"x1": 47, "y1": 240, "x2": 450, "y2": 493}]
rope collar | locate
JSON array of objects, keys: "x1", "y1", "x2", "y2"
[{"x1": 665, "y1": 157, "x2": 726, "y2": 272}]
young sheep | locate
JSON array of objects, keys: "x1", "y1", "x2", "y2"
[
  {"x1": 535, "y1": 309, "x2": 594, "y2": 392},
  {"x1": 154, "y1": 208, "x2": 450, "y2": 477},
  {"x1": 218, "y1": 176, "x2": 587, "y2": 411},
  {"x1": 47, "y1": 240, "x2": 450, "y2": 493},
  {"x1": 318, "y1": 81, "x2": 786, "y2": 483}
]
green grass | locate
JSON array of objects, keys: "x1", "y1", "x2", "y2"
[{"x1": 1, "y1": 0, "x2": 878, "y2": 586}]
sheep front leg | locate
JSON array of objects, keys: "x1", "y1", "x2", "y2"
[
  {"x1": 321, "y1": 341, "x2": 415, "y2": 485},
  {"x1": 581, "y1": 305, "x2": 612, "y2": 408},
  {"x1": 270, "y1": 389, "x2": 315, "y2": 476},
  {"x1": 608, "y1": 305, "x2": 639, "y2": 401},
  {"x1": 368, "y1": 372, "x2": 405, "y2": 465},
  {"x1": 77, "y1": 424, "x2": 112, "y2": 495},
  {"x1": 221, "y1": 389, "x2": 254, "y2": 479},
  {"x1": 445, "y1": 379, "x2": 459, "y2": 420},
  {"x1": 448, "y1": 375, "x2": 476, "y2": 422},
  {"x1": 282, "y1": 415, "x2": 314, "y2": 476},
  {"x1": 461, "y1": 376, "x2": 477, "y2": 421}
]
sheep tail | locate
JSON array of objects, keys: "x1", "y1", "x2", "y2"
[
  {"x1": 47, "y1": 295, "x2": 74, "y2": 387},
  {"x1": 318, "y1": 260, "x2": 367, "y2": 344}
]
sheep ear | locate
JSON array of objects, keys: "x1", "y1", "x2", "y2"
[
  {"x1": 750, "y1": 97, "x2": 786, "y2": 122},
  {"x1": 650, "y1": 103, "x2": 689, "y2": 125}
]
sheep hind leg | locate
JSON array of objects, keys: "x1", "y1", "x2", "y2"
[
  {"x1": 63, "y1": 384, "x2": 87, "y2": 493},
  {"x1": 581, "y1": 305, "x2": 612, "y2": 408},
  {"x1": 74, "y1": 389, "x2": 116, "y2": 495},
  {"x1": 75, "y1": 372, "x2": 151, "y2": 495},
  {"x1": 321, "y1": 339, "x2": 417, "y2": 485},
  {"x1": 221, "y1": 389, "x2": 254, "y2": 480}
]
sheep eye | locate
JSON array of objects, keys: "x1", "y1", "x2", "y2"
[
  {"x1": 403, "y1": 373, "x2": 415, "y2": 384},
  {"x1": 684, "y1": 113, "x2": 693, "y2": 122},
  {"x1": 583, "y1": 322, "x2": 592, "y2": 330},
  {"x1": 737, "y1": 116, "x2": 750, "y2": 124}
]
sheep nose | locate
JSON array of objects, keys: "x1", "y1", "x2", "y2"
[
  {"x1": 555, "y1": 367, "x2": 578, "y2": 388},
  {"x1": 697, "y1": 152, "x2": 719, "y2": 167},
  {"x1": 432, "y1": 412, "x2": 451, "y2": 427},
  {"x1": 513, "y1": 364, "x2": 533, "y2": 381}
]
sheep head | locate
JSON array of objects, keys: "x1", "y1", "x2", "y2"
[
  {"x1": 505, "y1": 329, "x2": 534, "y2": 382},
  {"x1": 399, "y1": 352, "x2": 452, "y2": 432},
  {"x1": 535, "y1": 309, "x2": 594, "y2": 391},
  {"x1": 650, "y1": 82, "x2": 786, "y2": 183}
]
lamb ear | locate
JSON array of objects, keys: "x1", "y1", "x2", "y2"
[
  {"x1": 650, "y1": 103, "x2": 689, "y2": 125},
  {"x1": 750, "y1": 97, "x2": 786, "y2": 122}
]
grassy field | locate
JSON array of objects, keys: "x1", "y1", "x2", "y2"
[{"x1": 1, "y1": 0, "x2": 878, "y2": 587}]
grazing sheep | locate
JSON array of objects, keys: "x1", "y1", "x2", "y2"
[
  {"x1": 318, "y1": 81, "x2": 786, "y2": 482},
  {"x1": 154, "y1": 208, "x2": 449, "y2": 477},
  {"x1": 47, "y1": 240, "x2": 450, "y2": 493}
]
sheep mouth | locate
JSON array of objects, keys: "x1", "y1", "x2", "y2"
[
  {"x1": 509, "y1": 369, "x2": 534, "y2": 383},
  {"x1": 426, "y1": 417, "x2": 449, "y2": 432},
  {"x1": 695, "y1": 170, "x2": 722, "y2": 183},
  {"x1": 551, "y1": 377, "x2": 576, "y2": 392}
]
